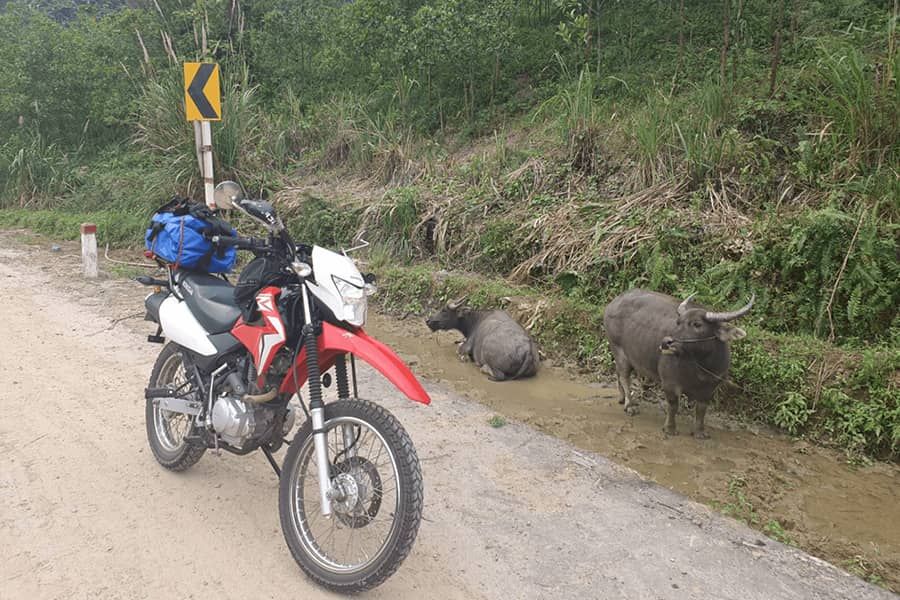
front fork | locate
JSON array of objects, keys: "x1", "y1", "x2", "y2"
[
  {"x1": 300, "y1": 284, "x2": 334, "y2": 517},
  {"x1": 301, "y1": 287, "x2": 356, "y2": 517}
]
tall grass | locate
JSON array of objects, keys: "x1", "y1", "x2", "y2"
[
  {"x1": 310, "y1": 94, "x2": 419, "y2": 185},
  {"x1": 535, "y1": 62, "x2": 609, "y2": 174},
  {"x1": 260, "y1": 86, "x2": 311, "y2": 171},
  {"x1": 212, "y1": 64, "x2": 265, "y2": 180},
  {"x1": 808, "y1": 46, "x2": 899, "y2": 177},
  {"x1": 359, "y1": 186, "x2": 423, "y2": 257},
  {"x1": 132, "y1": 70, "x2": 199, "y2": 197},
  {"x1": 632, "y1": 91, "x2": 673, "y2": 183},
  {"x1": 631, "y1": 80, "x2": 737, "y2": 186},
  {"x1": 0, "y1": 129, "x2": 75, "y2": 208},
  {"x1": 0, "y1": 208, "x2": 147, "y2": 246}
]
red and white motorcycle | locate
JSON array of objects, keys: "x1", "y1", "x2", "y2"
[{"x1": 138, "y1": 181, "x2": 429, "y2": 593}]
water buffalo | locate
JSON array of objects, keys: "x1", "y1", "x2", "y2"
[
  {"x1": 425, "y1": 299, "x2": 539, "y2": 381},
  {"x1": 603, "y1": 289, "x2": 753, "y2": 438}
]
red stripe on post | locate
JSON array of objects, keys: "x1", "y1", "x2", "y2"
[{"x1": 81, "y1": 223, "x2": 97, "y2": 235}]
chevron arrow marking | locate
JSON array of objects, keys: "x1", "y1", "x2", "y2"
[{"x1": 183, "y1": 62, "x2": 221, "y2": 121}]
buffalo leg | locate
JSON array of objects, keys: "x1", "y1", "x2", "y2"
[
  {"x1": 611, "y1": 345, "x2": 635, "y2": 412},
  {"x1": 692, "y1": 400, "x2": 710, "y2": 439},
  {"x1": 481, "y1": 363, "x2": 506, "y2": 381},
  {"x1": 663, "y1": 390, "x2": 679, "y2": 436},
  {"x1": 457, "y1": 338, "x2": 473, "y2": 362}
]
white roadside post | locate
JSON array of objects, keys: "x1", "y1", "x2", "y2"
[{"x1": 80, "y1": 223, "x2": 98, "y2": 278}]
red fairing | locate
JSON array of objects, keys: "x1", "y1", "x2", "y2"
[
  {"x1": 231, "y1": 286, "x2": 286, "y2": 388},
  {"x1": 279, "y1": 322, "x2": 431, "y2": 405}
]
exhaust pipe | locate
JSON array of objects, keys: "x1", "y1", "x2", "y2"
[{"x1": 242, "y1": 388, "x2": 278, "y2": 404}]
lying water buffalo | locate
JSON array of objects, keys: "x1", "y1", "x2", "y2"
[
  {"x1": 426, "y1": 299, "x2": 539, "y2": 381},
  {"x1": 603, "y1": 289, "x2": 753, "y2": 438}
]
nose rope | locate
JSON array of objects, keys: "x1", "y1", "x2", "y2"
[
  {"x1": 661, "y1": 340, "x2": 757, "y2": 397},
  {"x1": 679, "y1": 354, "x2": 757, "y2": 397},
  {"x1": 691, "y1": 358, "x2": 755, "y2": 396}
]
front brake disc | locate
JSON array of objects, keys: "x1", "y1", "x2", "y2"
[{"x1": 331, "y1": 456, "x2": 383, "y2": 528}]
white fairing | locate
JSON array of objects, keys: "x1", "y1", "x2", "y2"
[
  {"x1": 306, "y1": 245, "x2": 368, "y2": 327},
  {"x1": 158, "y1": 296, "x2": 218, "y2": 356}
]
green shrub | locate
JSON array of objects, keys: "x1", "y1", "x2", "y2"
[
  {"x1": 773, "y1": 392, "x2": 813, "y2": 435},
  {"x1": 741, "y1": 208, "x2": 898, "y2": 342}
]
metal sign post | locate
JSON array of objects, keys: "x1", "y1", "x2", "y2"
[
  {"x1": 183, "y1": 62, "x2": 222, "y2": 209},
  {"x1": 193, "y1": 121, "x2": 203, "y2": 175},
  {"x1": 200, "y1": 121, "x2": 215, "y2": 210}
]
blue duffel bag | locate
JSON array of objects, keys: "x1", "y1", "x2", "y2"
[{"x1": 145, "y1": 198, "x2": 237, "y2": 273}]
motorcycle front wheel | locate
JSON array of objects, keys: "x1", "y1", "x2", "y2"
[{"x1": 278, "y1": 399, "x2": 423, "y2": 593}]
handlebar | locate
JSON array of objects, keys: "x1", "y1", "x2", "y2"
[
  {"x1": 211, "y1": 233, "x2": 312, "y2": 264},
  {"x1": 210, "y1": 234, "x2": 268, "y2": 251}
]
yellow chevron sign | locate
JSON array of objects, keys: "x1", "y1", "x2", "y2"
[{"x1": 183, "y1": 62, "x2": 221, "y2": 121}]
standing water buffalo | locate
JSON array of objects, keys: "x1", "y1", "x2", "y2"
[
  {"x1": 426, "y1": 299, "x2": 539, "y2": 381},
  {"x1": 603, "y1": 289, "x2": 753, "y2": 438}
]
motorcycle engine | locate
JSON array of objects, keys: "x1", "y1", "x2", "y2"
[
  {"x1": 211, "y1": 352, "x2": 296, "y2": 448},
  {"x1": 212, "y1": 395, "x2": 296, "y2": 448}
]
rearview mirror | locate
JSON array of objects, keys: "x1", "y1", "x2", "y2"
[
  {"x1": 213, "y1": 180, "x2": 244, "y2": 210},
  {"x1": 343, "y1": 230, "x2": 370, "y2": 255}
]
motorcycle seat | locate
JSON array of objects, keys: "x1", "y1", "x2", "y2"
[{"x1": 176, "y1": 271, "x2": 242, "y2": 334}]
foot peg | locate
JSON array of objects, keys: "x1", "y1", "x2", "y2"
[{"x1": 145, "y1": 387, "x2": 177, "y2": 399}]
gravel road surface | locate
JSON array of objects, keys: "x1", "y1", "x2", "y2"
[{"x1": 0, "y1": 233, "x2": 893, "y2": 600}]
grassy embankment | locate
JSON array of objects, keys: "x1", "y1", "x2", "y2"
[{"x1": 1, "y1": 1, "x2": 897, "y2": 460}]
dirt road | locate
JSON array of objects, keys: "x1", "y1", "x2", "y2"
[{"x1": 0, "y1": 231, "x2": 893, "y2": 600}]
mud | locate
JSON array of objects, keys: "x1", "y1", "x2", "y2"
[{"x1": 368, "y1": 314, "x2": 900, "y2": 590}]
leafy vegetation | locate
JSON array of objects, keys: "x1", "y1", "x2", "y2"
[
  {"x1": 488, "y1": 415, "x2": 507, "y2": 428},
  {"x1": 0, "y1": 0, "x2": 897, "y2": 458}
]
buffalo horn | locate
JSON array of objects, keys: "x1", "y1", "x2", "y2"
[
  {"x1": 704, "y1": 294, "x2": 755, "y2": 322},
  {"x1": 677, "y1": 293, "x2": 697, "y2": 316},
  {"x1": 448, "y1": 295, "x2": 469, "y2": 310}
]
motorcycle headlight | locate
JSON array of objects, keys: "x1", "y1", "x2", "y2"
[{"x1": 333, "y1": 276, "x2": 367, "y2": 326}]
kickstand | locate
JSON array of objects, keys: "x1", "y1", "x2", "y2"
[{"x1": 261, "y1": 445, "x2": 281, "y2": 477}]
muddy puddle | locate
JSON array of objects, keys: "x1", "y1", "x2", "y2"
[{"x1": 367, "y1": 313, "x2": 900, "y2": 590}]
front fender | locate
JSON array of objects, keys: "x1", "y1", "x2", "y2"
[{"x1": 279, "y1": 322, "x2": 431, "y2": 405}]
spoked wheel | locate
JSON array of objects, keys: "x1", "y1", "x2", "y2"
[
  {"x1": 279, "y1": 399, "x2": 423, "y2": 593},
  {"x1": 145, "y1": 343, "x2": 205, "y2": 471}
]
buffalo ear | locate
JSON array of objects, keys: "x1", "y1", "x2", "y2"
[{"x1": 717, "y1": 324, "x2": 746, "y2": 342}]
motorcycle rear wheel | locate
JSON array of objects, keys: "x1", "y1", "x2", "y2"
[
  {"x1": 279, "y1": 399, "x2": 423, "y2": 593},
  {"x1": 145, "y1": 343, "x2": 206, "y2": 471}
]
